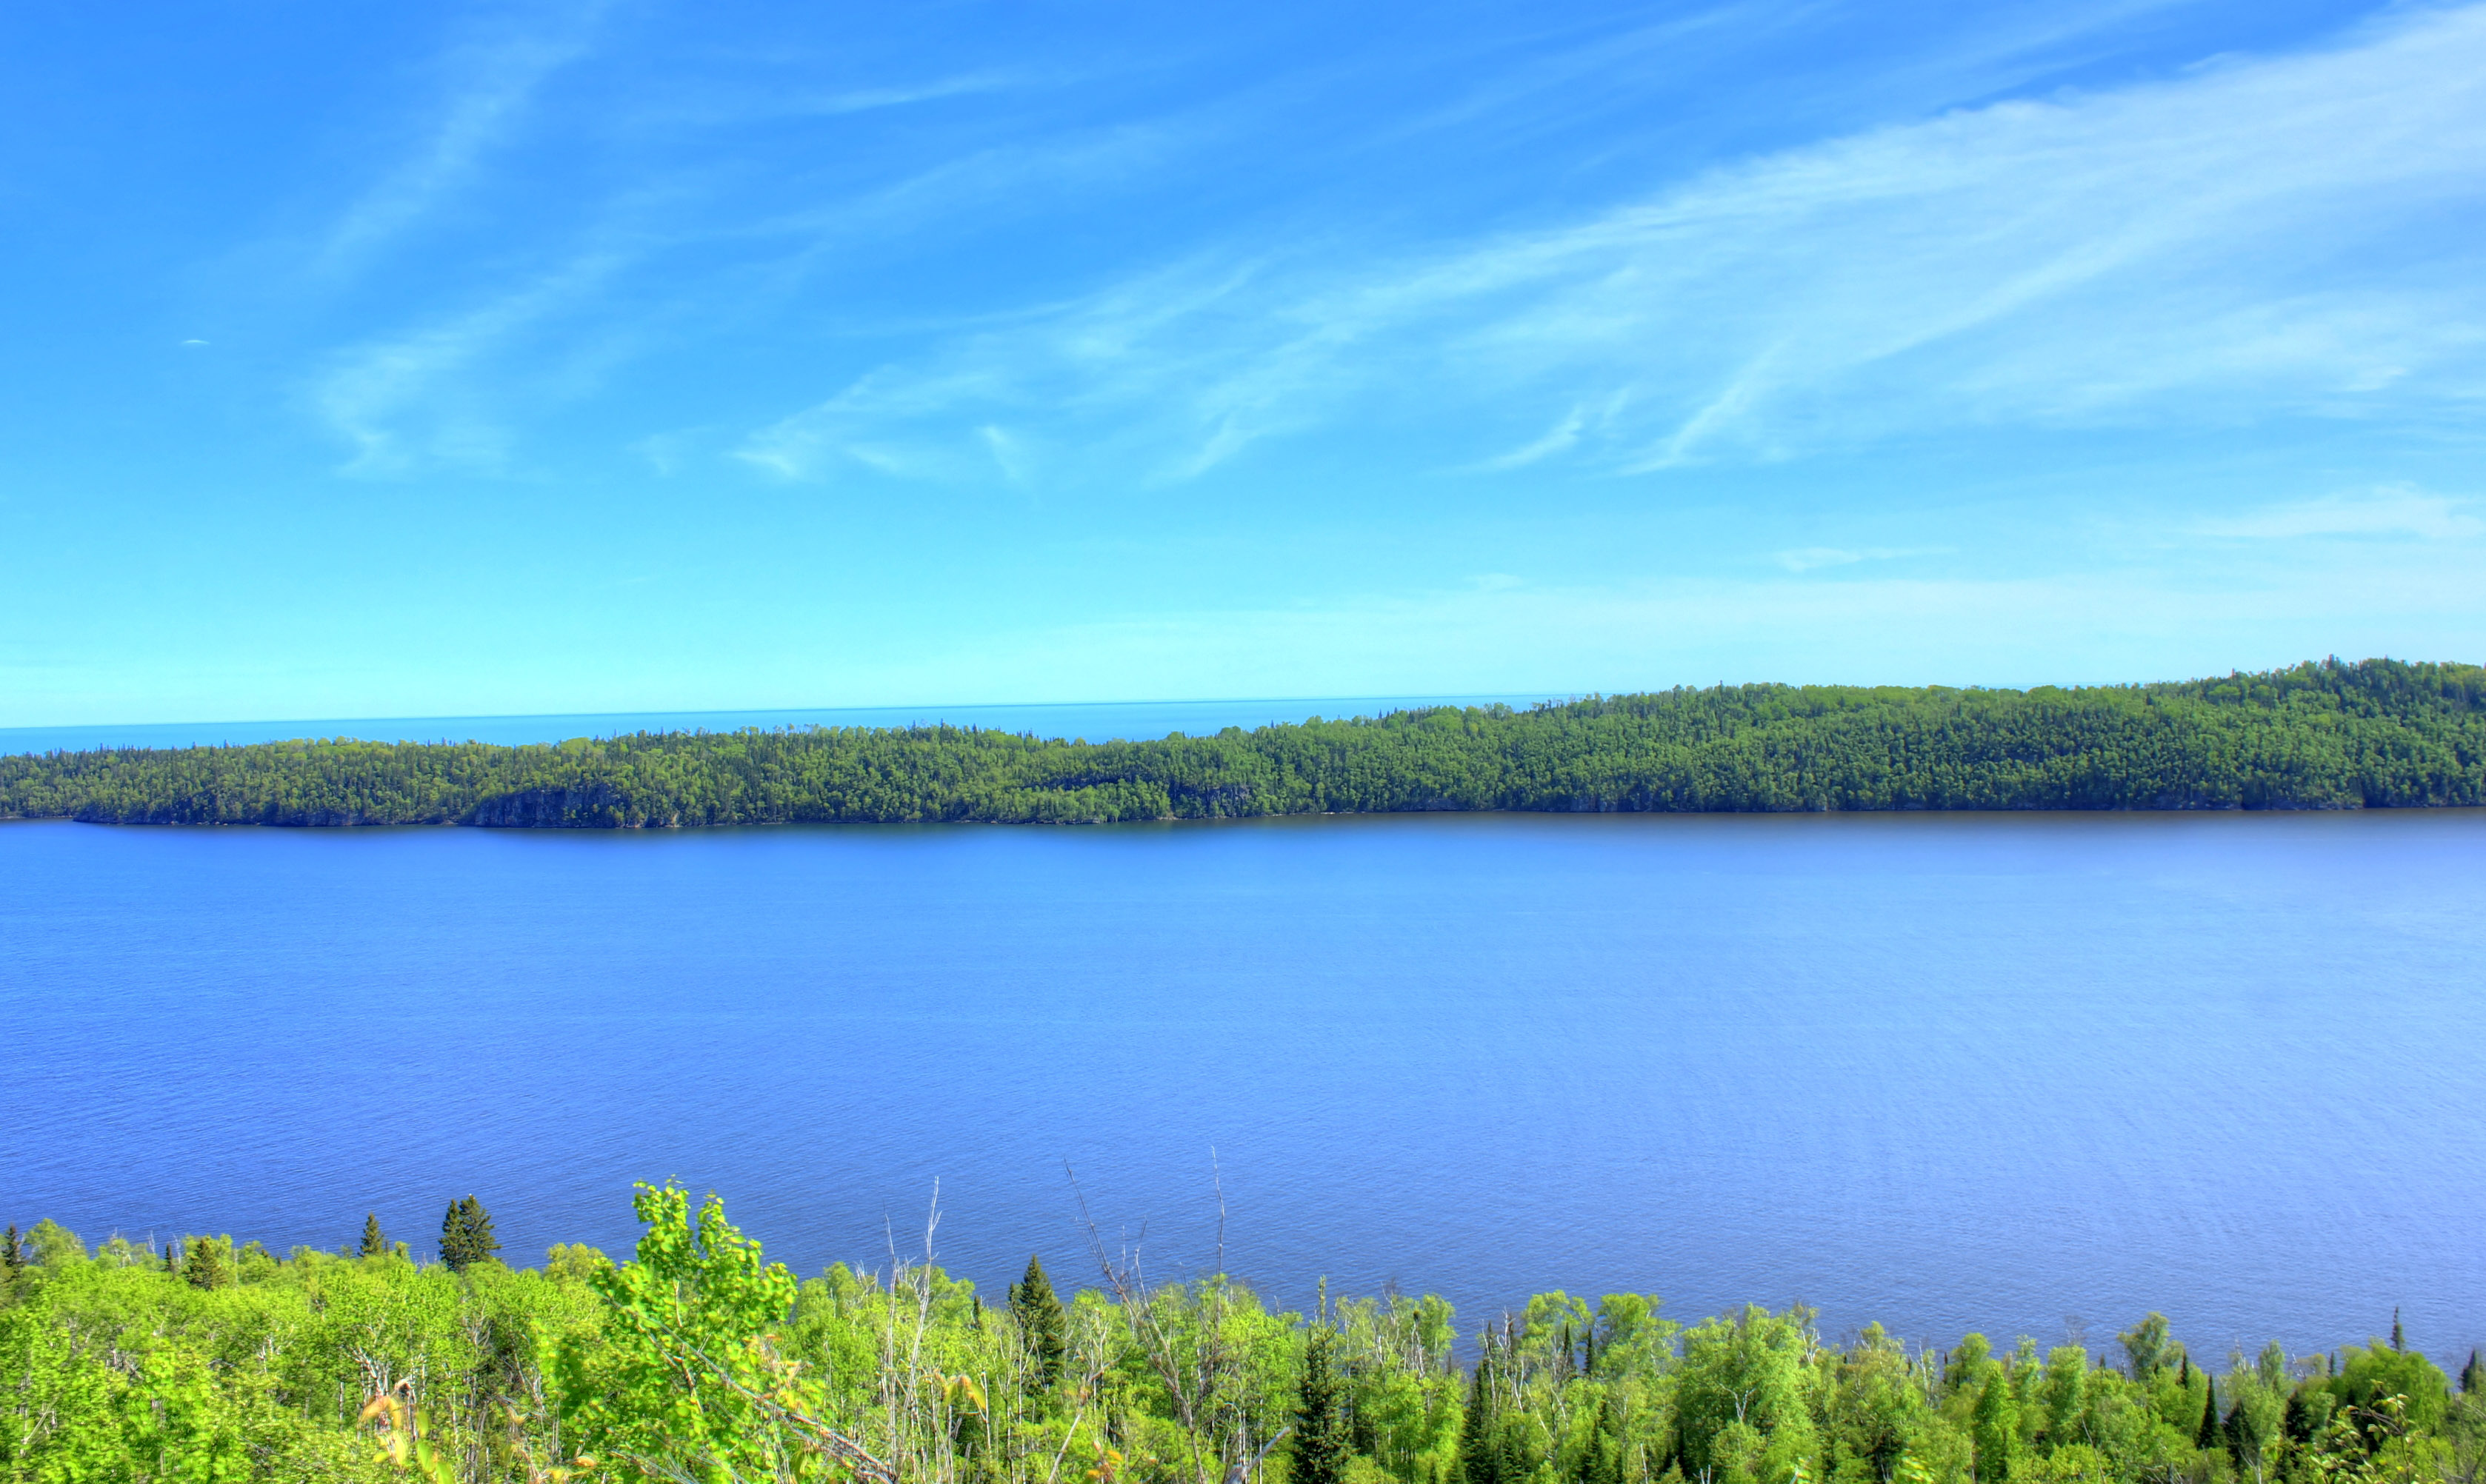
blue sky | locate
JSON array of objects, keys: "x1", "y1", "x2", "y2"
[{"x1": 4, "y1": 0, "x2": 2482, "y2": 723}]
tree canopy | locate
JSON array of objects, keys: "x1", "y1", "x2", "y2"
[
  {"x1": 6, "y1": 1185, "x2": 2474, "y2": 1484},
  {"x1": 4, "y1": 659, "x2": 2482, "y2": 828}
]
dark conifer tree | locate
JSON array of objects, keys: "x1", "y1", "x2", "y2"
[
  {"x1": 439, "y1": 1195, "x2": 500, "y2": 1272},
  {"x1": 2283, "y1": 1388, "x2": 2316, "y2": 1445},
  {"x1": 2391, "y1": 1309, "x2": 2405, "y2": 1353},
  {"x1": 1461, "y1": 1349, "x2": 1502, "y2": 1484},
  {"x1": 2462, "y1": 1349, "x2": 2483, "y2": 1395},
  {"x1": 1293, "y1": 1326, "x2": 1350, "y2": 1484},
  {"x1": 1, "y1": 1223, "x2": 21, "y2": 1274},
  {"x1": 1007, "y1": 1254, "x2": 1067, "y2": 1390},
  {"x1": 466, "y1": 1195, "x2": 499, "y2": 1267},
  {"x1": 181, "y1": 1234, "x2": 231, "y2": 1290},
  {"x1": 359, "y1": 1213, "x2": 387, "y2": 1258},
  {"x1": 2197, "y1": 1378, "x2": 2221, "y2": 1451}
]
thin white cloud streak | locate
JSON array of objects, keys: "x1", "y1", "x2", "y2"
[
  {"x1": 319, "y1": 7, "x2": 604, "y2": 275},
  {"x1": 737, "y1": 4, "x2": 2486, "y2": 483},
  {"x1": 1481, "y1": 406, "x2": 1590, "y2": 469},
  {"x1": 1774, "y1": 546, "x2": 1947, "y2": 572},
  {"x1": 631, "y1": 71, "x2": 1031, "y2": 129},
  {"x1": 316, "y1": 250, "x2": 625, "y2": 475},
  {"x1": 305, "y1": 103, "x2": 1183, "y2": 472},
  {"x1": 2199, "y1": 486, "x2": 2486, "y2": 541},
  {"x1": 1474, "y1": 389, "x2": 1633, "y2": 470}
]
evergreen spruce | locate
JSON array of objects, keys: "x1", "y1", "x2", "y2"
[
  {"x1": 359, "y1": 1212, "x2": 387, "y2": 1258},
  {"x1": 439, "y1": 1195, "x2": 500, "y2": 1272},
  {"x1": 1, "y1": 1223, "x2": 21, "y2": 1274},
  {"x1": 2197, "y1": 1379, "x2": 2220, "y2": 1451},
  {"x1": 1007, "y1": 1254, "x2": 1067, "y2": 1390},
  {"x1": 1293, "y1": 1326, "x2": 1350, "y2": 1484},
  {"x1": 2283, "y1": 1389, "x2": 2316, "y2": 1445},
  {"x1": 1461, "y1": 1348, "x2": 1502, "y2": 1484},
  {"x1": 2391, "y1": 1309, "x2": 2405, "y2": 1353},
  {"x1": 180, "y1": 1234, "x2": 232, "y2": 1290},
  {"x1": 2462, "y1": 1349, "x2": 2483, "y2": 1395}
]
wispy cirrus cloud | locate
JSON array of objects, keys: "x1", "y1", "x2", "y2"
[
  {"x1": 1774, "y1": 546, "x2": 1950, "y2": 573},
  {"x1": 2197, "y1": 486, "x2": 2485, "y2": 541},
  {"x1": 1473, "y1": 390, "x2": 1633, "y2": 471},
  {"x1": 731, "y1": 3, "x2": 2486, "y2": 486},
  {"x1": 316, "y1": 249, "x2": 626, "y2": 475},
  {"x1": 628, "y1": 70, "x2": 1033, "y2": 130},
  {"x1": 318, "y1": 4, "x2": 609, "y2": 276}
]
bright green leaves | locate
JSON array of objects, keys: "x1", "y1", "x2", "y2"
[
  {"x1": 2329, "y1": 1344, "x2": 2452, "y2": 1432},
  {"x1": 553, "y1": 1180, "x2": 819, "y2": 1483},
  {"x1": 4, "y1": 1193, "x2": 2479, "y2": 1484},
  {"x1": 1678, "y1": 1306, "x2": 1821, "y2": 1484},
  {"x1": 1973, "y1": 1374, "x2": 2021, "y2": 1484}
]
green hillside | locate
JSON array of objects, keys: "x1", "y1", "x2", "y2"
[{"x1": 4, "y1": 658, "x2": 2481, "y2": 826}]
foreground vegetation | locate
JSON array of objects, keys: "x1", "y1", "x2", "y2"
[
  {"x1": 3, "y1": 659, "x2": 2482, "y2": 826},
  {"x1": 4, "y1": 1188, "x2": 2479, "y2": 1484}
]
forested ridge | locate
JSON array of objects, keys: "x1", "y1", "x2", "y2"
[
  {"x1": 4, "y1": 1188, "x2": 2479, "y2": 1483},
  {"x1": 4, "y1": 658, "x2": 2482, "y2": 827}
]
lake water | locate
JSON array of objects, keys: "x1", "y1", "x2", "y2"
[
  {"x1": 0, "y1": 693, "x2": 1547, "y2": 755},
  {"x1": 4, "y1": 810, "x2": 2482, "y2": 1367}
]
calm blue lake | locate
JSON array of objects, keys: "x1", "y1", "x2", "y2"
[
  {"x1": 0, "y1": 693, "x2": 1545, "y2": 755},
  {"x1": 4, "y1": 811, "x2": 2481, "y2": 1366}
]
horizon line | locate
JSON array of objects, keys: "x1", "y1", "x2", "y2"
[
  {"x1": 1, "y1": 654, "x2": 2463, "y2": 741},
  {"x1": 0, "y1": 690, "x2": 1579, "y2": 741}
]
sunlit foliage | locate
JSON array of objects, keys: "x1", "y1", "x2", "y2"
[
  {"x1": 4, "y1": 659, "x2": 2482, "y2": 827},
  {"x1": 4, "y1": 1189, "x2": 2477, "y2": 1484}
]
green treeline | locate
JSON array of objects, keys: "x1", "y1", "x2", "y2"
[
  {"x1": 4, "y1": 1189, "x2": 2479, "y2": 1484},
  {"x1": 4, "y1": 658, "x2": 2484, "y2": 828}
]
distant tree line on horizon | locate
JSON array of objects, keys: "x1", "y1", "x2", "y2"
[
  {"x1": 2, "y1": 658, "x2": 2482, "y2": 828},
  {"x1": 4, "y1": 1186, "x2": 2481, "y2": 1483}
]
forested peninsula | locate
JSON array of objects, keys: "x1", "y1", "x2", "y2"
[
  {"x1": 4, "y1": 1185, "x2": 2479, "y2": 1484},
  {"x1": 4, "y1": 658, "x2": 2482, "y2": 828}
]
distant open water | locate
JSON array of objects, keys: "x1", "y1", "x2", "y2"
[
  {"x1": 0, "y1": 695, "x2": 1551, "y2": 755},
  {"x1": 3, "y1": 809, "x2": 2482, "y2": 1367}
]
